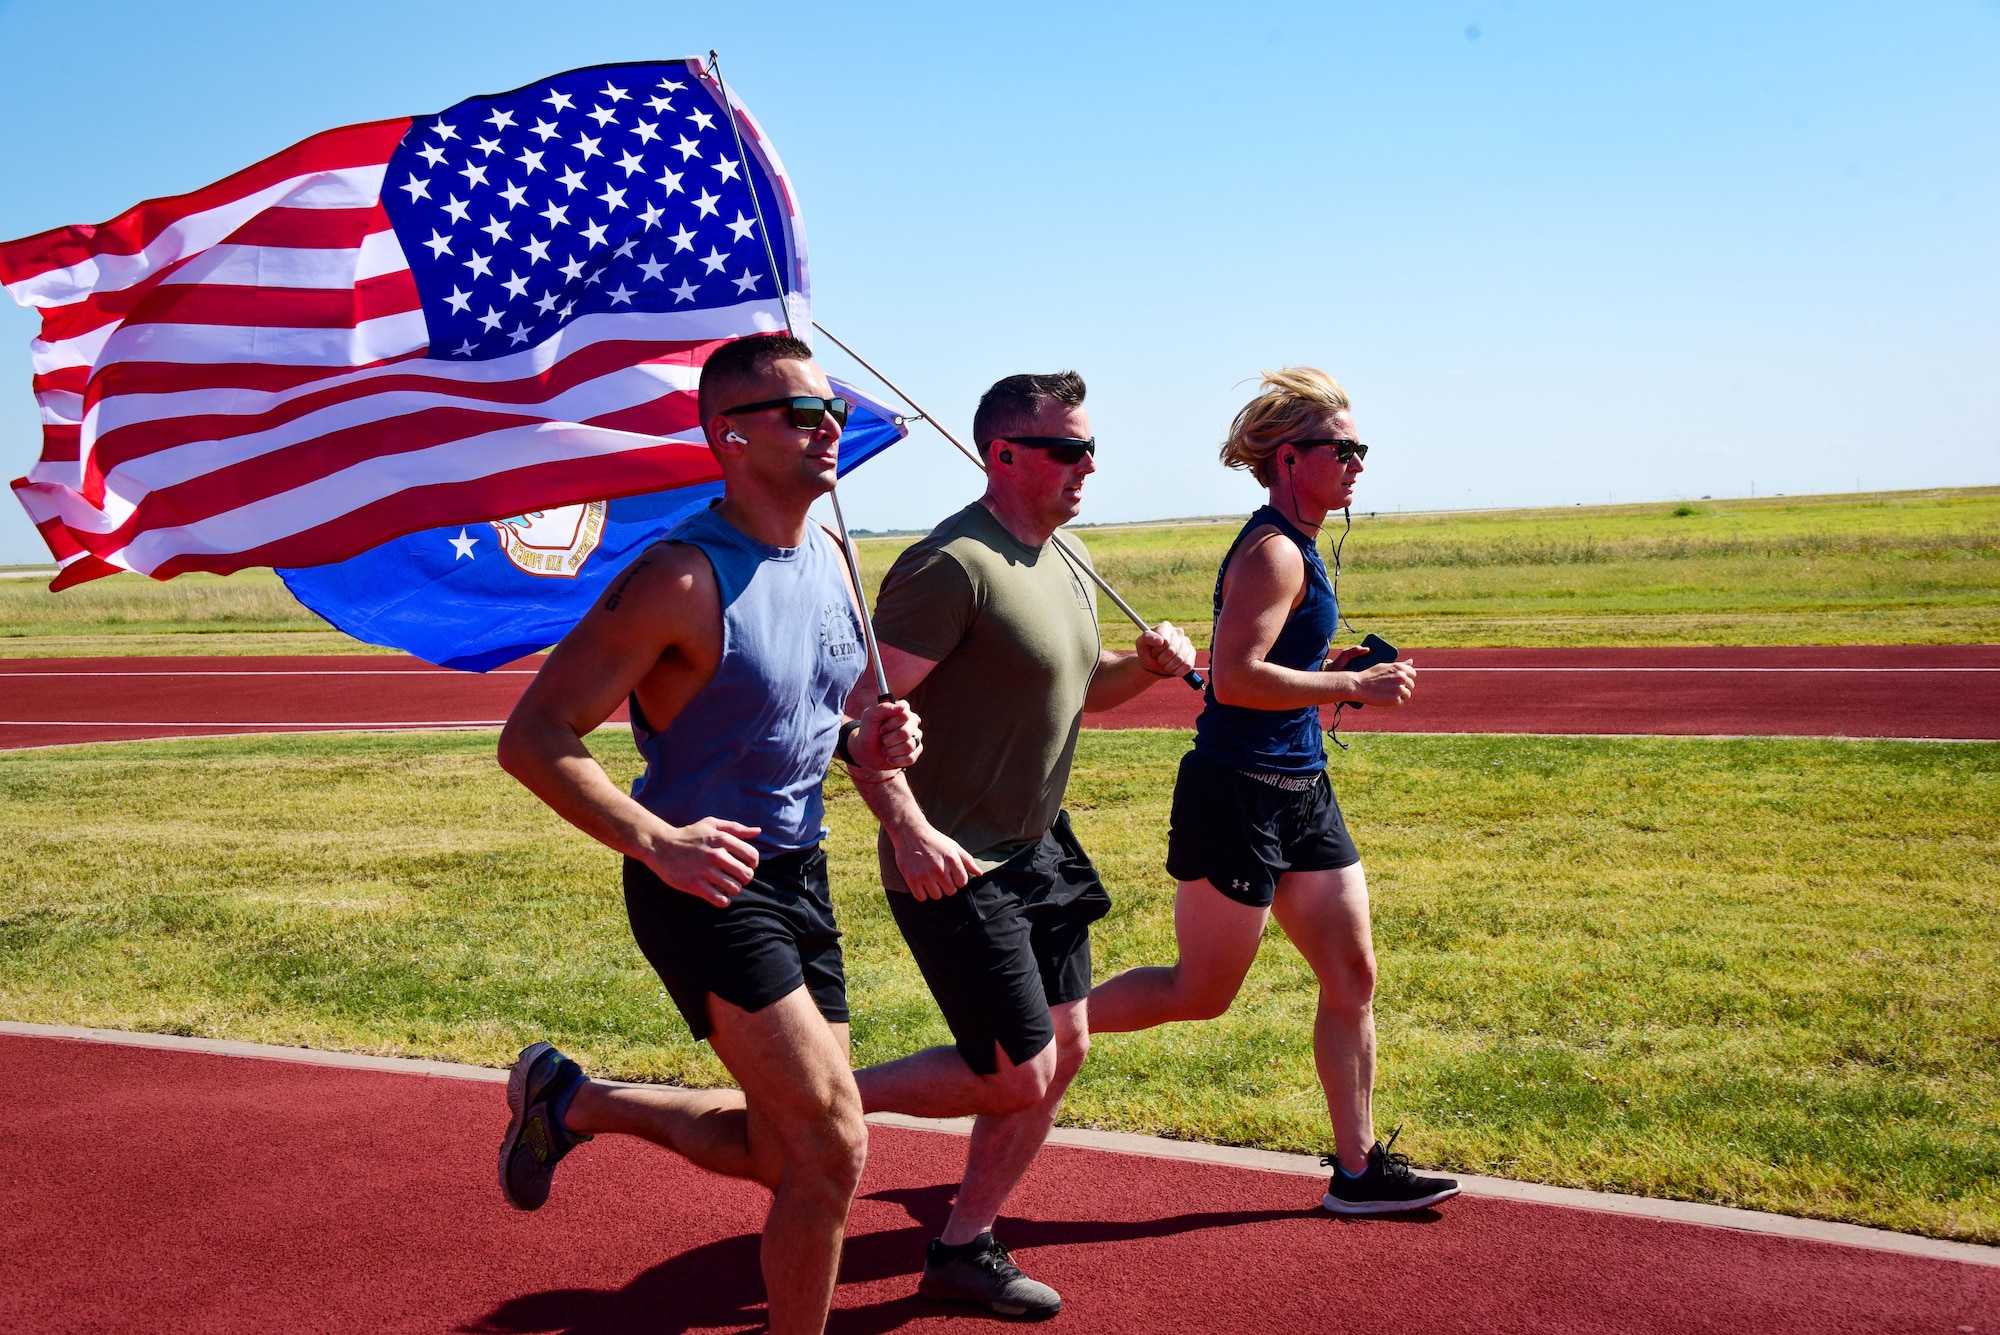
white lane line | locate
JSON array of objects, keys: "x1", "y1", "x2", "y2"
[
  {"x1": 4, "y1": 1022, "x2": 1994, "y2": 1270},
  {"x1": 0, "y1": 719, "x2": 511, "y2": 728},
  {"x1": 5, "y1": 727, "x2": 1982, "y2": 745},
  {"x1": 1420, "y1": 666, "x2": 2000, "y2": 673},
  {"x1": 0, "y1": 669, "x2": 537, "y2": 677},
  {"x1": 3, "y1": 666, "x2": 1995, "y2": 679}
]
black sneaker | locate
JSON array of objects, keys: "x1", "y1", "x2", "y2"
[
  {"x1": 1320, "y1": 1128, "x2": 1461, "y2": 1215},
  {"x1": 917, "y1": 1232, "x2": 1062, "y2": 1320},
  {"x1": 498, "y1": 1041, "x2": 592, "y2": 1211}
]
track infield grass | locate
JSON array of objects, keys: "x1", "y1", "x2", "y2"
[
  {"x1": 2, "y1": 729, "x2": 1993, "y2": 1243},
  {"x1": 6, "y1": 485, "x2": 1996, "y2": 655}
]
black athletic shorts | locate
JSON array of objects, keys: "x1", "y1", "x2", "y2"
[
  {"x1": 883, "y1": 810, "x2": 1111, "y2": 1076},
  {"x1": 1164, "y1": 750, "x2": 1360, "y2": 909},
  {"x1": 623, "y1": 844, "x2": 848, "y2": 1043}
]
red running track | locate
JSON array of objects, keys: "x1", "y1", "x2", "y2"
[
  {"x1": 7, "y1": 1035, "x2": 1993, "y2": 1334},
  {"x1": 2, "y1": 646, "x2": 1996, "y2": 749}
]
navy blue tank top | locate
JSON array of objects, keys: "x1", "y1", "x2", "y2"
[
  {"x1": 628, "y1": 503, "x2": 865, "y2": 853},
  {"x1": 1192, "y1": 505, "x2": 1338, "y2": 775}
]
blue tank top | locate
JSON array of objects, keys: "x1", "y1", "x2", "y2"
[
  {"x1": 629, "y1": 503, "x2": 865, "y2": 853},
  {"x1": 1192, "y1": 505, "x2": 1338, "y2": 775}
]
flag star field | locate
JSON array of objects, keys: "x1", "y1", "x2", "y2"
[{"x1": 387, "y1": 63, "x2": 801, "y2": 362}]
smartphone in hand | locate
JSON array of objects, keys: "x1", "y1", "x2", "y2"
[{"x1": 1341, "y1": 634, "x2": 1399, "y2": 709}]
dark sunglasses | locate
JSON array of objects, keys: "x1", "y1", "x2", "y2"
[
  {"x1": 1288, "y1": 438, "x2": 1369, "y2": 463},
  {"x1": 723, "y1": 395, "x2": 851, "y2": 430},
  {"x1": 996, "y1": 435, "x2": 1097, "y2": 465}
]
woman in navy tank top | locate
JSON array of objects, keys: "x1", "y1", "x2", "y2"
[{"x1": 1090, "y1": 368, "x2": 1459, "y2": 1214}]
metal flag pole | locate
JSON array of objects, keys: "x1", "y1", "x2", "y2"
[
  {"x1": 705, "y1": 53, "x2": 893, "y2": 703},
  {"x1": 705, "y1": 51, "x2": 797, "y2": 340},
  {"x1": 828, "y1": 488, "x2": 894, "y2": 702},
  {"x1": 813, "y1": 321, "x2": 1206, "y2": 692}
]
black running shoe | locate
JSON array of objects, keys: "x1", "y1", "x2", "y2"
[
  {"x1": 498, "y1": 1041, "x2": 592, "y2": 1211},
  {"x1": 918, "y1": 1232, "x2": 1062, "y2": 1320},
  {"x1": 1320, "y1": 1127, "x2": 1460, "y2": 1215}
]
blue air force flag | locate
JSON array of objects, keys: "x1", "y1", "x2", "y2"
[{"x1": 277, "y1": 377, "x2": 906, "y2": 671}]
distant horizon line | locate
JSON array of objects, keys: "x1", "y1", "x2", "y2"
[
  {"x1": 2, "y1": 482, "x2": 1994, "y2": 571},
  {"x1": 849, "y1": 481, "x2": 2000, "y2": 538}
]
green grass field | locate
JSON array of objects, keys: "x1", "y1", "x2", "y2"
[
  {"x1": 6, "y1": 485, "x2": 1995, "y2": 655},
  {"x1": 0, "y1": 567, "x2": 396, "y2": 658},
  {"x1": 1034, "y1": 485, "x2": 2000, "y2": 647},
  {"x1": 3, "y1": 729, "x2": 1993, "y2": 1243}
]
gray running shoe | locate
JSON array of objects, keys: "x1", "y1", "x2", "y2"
[
  {"x1": 918, "y1": 1232, "x2": 1062, "y2": 1320},
  {"x1": 498, "y1": 1041, "x2": 591, "y2": 1211},
  {"x1": 1321, "y1": 1127, "x2": 1460, "y2": 1215}
]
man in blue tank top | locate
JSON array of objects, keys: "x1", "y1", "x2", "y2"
[{"x1": 494, "y1": 334, "x2": 922, "y2": 1335}]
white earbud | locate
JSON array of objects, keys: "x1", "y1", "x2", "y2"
[{"x1": 724, "y1": 431, "x2": 747, "y2": 444}]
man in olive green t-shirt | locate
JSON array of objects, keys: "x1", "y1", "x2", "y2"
[{"x1": 843, "y1": 371, "x2": 1195, "y2": 1319}]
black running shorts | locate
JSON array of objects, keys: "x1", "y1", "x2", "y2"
[
  {"x1": 883, "y1": 811, "x2": 1111, "y2": 1075},
  {"x1": 623, "y1": 844, "x2": 848, "y2": 1043},
  {"x1": 1164, "y1": 750, "x2": 1360, "y2": 908}
]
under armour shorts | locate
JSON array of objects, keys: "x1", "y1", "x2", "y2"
[{"x1": 1164, "y1": 749, "x2": 1360, "y2": 908}]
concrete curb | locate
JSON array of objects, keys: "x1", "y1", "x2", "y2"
[{"x1": 8, "y1": 1021, "x2": 1995, "y2": 1271}]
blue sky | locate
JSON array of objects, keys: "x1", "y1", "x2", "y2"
[{"x1": 1, "y1": 1, "x2": 1994, "y2": 563}]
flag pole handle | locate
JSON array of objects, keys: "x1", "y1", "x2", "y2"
[
  {"x1": 813, "y1": 322, "x2": 1207, "y2": 693},
  {"x1": 828, "y1": 486, "x2": 894, "y2": 704}
]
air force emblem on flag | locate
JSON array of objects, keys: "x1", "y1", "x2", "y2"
[
  {"x1": 278, "y1": 377, "x2": 909, "y2": 672},
  {"x1": 491, "y1": 502, "x2": 609, "y2": 578}
]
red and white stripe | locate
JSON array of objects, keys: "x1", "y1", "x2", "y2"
[{"x1": 3, "y1": 114, "x2": 795, "y2": 589}]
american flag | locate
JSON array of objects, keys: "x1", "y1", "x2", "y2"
[{"x1": 1, "y1": 59, "x2": 807, "y2": 590}]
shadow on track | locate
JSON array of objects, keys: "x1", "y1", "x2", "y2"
[{"x1": 461, "y1": 1181, "x2": 1428, "y2": 1333}]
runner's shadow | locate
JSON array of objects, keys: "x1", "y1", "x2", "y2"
[
  {"x1": 459, "y1": 1230, "x2": 766, "y2": 1335},
  {"x1": 459, "y1": 1226, "x2": 944, "y2": 1335},
  {"x1": 463, "y1": 1184, "x2": 1434, "y2": 1333},
  {"x1": 861, "y1": 1181, "x2": 1438, "y2": 1249}
]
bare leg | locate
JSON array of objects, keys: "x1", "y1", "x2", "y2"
[
  {"x1": 1086, "y1": 879, "x2": 1268, "y2": 1033},
  {"x1": 1271, "y1": 863, "x2": 1377, "y2": 1175},
  {"x1": 939, "y1": 999, "x2": 1089, "y2": 1245},
  {"x1": 711, "y1": 991, "x2": 866, "y2": 1335},
  {"x1": 855, "y1": 1032, "x2": 1056, "y2": 1120},
  {"x1": 564, "y1": 1080, "x2": 760, "y2": 1183},
  {"x1": 567, "y1": 987, "x2": 865, "y2": 1335}
]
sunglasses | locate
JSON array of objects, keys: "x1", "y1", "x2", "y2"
[
  {"x1": 723, "y1": 395, "x2": 851, "y2": 430},
  {"x1": 996, "y1": 435, "x2": 1097, "y2": 466},
  {"x1": 1288, "y1": 438, "x2": 1369, "y2": 463}
]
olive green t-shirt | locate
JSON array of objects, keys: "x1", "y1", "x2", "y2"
[{"x1": 873, "y1": 502, "x2": 1101, "y2": 868}]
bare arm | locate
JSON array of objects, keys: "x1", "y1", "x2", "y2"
[
  {"x1": 497, "y1": 545, "x2": 764, "y2": 907},
  {"x1": 839, "y1": 643, "x2": 982, "y2": 900},
  {"x1": 1083, "y1": 621, "x2": 1198, "y2": 712},
  {"x1": 1208, "y1": 527, "x2": 1415, "y2": 711}
]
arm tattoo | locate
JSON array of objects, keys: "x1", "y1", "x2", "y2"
[{"x1": 604, "y1": 558, "x2": 652, "y2": 611}]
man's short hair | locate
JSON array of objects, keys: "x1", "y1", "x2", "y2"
[
  {"x1": 697, "y1": 333, "x2": 816, "y2": 423},
  {"x1": 971, "y1": 371, "x2": 1087, "y2": 454}
]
